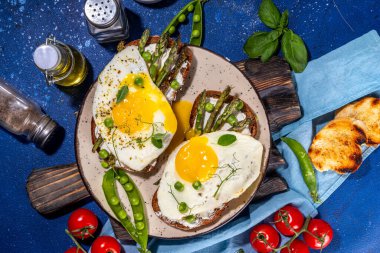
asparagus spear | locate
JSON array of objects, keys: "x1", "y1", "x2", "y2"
[
  {"x1": 212, "y1": 98, "x2": 243, "y2": 131},
  {"x1": 139, "y1": 29, "x2": 150, "y2": 54},
  {"x1": 195, "y1": 90, "x2": 207, "y2": 134},
  {"x1": 92, "y1": 136, "x2": 103, "y2": 153},
  {"x1": 228, "y1": 118, "x2": 253, "y2": 132},
  {"x1": 204, "y1": 86, "x2": 231, "y2": 133},
  {"x1": 150, "y1": 33, "x2": 169, "y2": 81},
  {"x1": 161, "y1": 49, "x2": 187, "y2": 92},
  {"x1": 156, "y1": 42, "x2": 178, "y2": 87}
]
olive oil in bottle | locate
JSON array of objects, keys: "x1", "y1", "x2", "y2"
[{"x1": 33, "y1": 35, "x2": 88, "y2": 87}]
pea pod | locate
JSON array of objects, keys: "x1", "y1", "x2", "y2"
[
  {"x1": 162, "y1": 0, "x2": 198, "y2": 35},
  {"x1": 116, "y1": 169, "x2": 148, "y2": 251},
  {"x1": 281, "y1": 137, "x2": 319, "y2": 202},
  {"x1": 189, "y1": 0, "x2": 204, "y2": 46},
  {"x1": 102, "y1": 170, "x2": 141, "y2": 244}
]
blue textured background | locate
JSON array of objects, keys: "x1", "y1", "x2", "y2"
[{"x1": 0, "y1": 0, "x2": 379, "y2": 252}]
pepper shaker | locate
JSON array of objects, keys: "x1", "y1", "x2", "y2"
[
  {"x1": 84, "y1": 0, "x2": 129, "y2": 43},
  {"x1": 0, "y1": 79, "x2": 64, "y2": 151}
]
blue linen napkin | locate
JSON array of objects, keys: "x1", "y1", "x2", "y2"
[{"x1": 94, "y1": 30, "x2": 380, "y2": 253}]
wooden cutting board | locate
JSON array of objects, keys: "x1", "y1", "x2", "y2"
[{"x1": 26, "y1": 56, "x2": 301, "y2": 240}]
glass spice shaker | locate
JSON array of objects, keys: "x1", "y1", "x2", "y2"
[
  {"x1": 84, "y1": 0, "x2": 129, "y2": 43},
  {"x1": 33, "y1": 35, "x2": 88, "y2": 87},
  {"x1": 0, "y1": 79, "x2": 64, "y2": 151}
]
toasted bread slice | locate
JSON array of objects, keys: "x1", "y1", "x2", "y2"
[
  {"x1": 335, "y1": 97, "x2": 380, "y2": 144},
  {"x1": 91, "y1": 36, "x2": 193, "y2": 173},
  {"x1": 152, "y1": 91, "x2": 258, "y2": 230},
  {"x1": 189, "y1": 90, "x2": 258, "y2": 137},
  {"x1": 308, "y1": 118, "x2": 366, "y2": 174}
]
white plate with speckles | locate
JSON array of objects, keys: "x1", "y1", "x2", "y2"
[{"x1": 75, "y1": 46, "x2": 271, "y2": 239}]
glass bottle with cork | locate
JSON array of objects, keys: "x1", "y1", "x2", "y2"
[{"x1": 33, "y1": 35, "x2": 88, "y2": 87}]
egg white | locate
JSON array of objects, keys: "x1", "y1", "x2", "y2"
[
  {"x1": 157, "y1": 131, "x2": 263, "y2": 228},
  {"x1": 92, "y1": 45, "x2": 175, "y2": 171}
]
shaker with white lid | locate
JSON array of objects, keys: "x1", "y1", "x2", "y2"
[{"x1": 84, "y1": 0, "x2": 129, "y2": 43}]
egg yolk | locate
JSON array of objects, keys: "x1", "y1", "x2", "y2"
[
  {"x1": 111, "y1": 73, "x2": 177, "y2": 135},
  {"x1": 175, "y1": 136, "x2": 218, "y2": 183}
]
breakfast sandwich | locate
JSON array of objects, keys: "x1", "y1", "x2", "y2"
[
  {"x1": 308, "y1": 118, "x2": 366, "y2": 174},
  {"x1": 153, "y1": 87, "x2": 263, "y2": 230},
  {"x1": 92, "y1": 29, "x2": 192, "y2": 172},
  {"x1": 335, "y1": 97, "x2": 380, "y2": 144}
]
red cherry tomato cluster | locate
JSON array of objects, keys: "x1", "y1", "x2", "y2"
[
  {"x1": 250, "y1": 205, "x2": 333, "y2": 253},
  {"x1": 64, "y1": 208, "x2": 121, "y2": 253}
]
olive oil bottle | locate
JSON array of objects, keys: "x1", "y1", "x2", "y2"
[{"x1": 33, "y1": 35, "x2": 88, "y2": 87}]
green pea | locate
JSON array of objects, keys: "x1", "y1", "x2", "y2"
[
  {"x1": 109, "y1": 196, "x2": 120, "y2": 206},
  {"x1": 119, "y1": 176, "x2": 129, "y2": 185},
  {"x1": 183, "y1": 214, "x2": 196, "y2": 223},
  {"x1": 205, "y1": 102, "x2": 214, "y2": 112},
  {"x1": 104, "y1": 117, "x2": 114, "y2": 128},
  {"x1": 134, "y1": 76, "x2": 144, "y2": 86},
  {"x1": 142, "y1": 51, "x2": 152, "y2": 62},
  {"x1": 101, "y1": 161, "x2": 109, "y2": 169},
  {"x1": 178, "y1": 14, "x2": 186, "y2": 23},
  {"x1": 125, "y1": 183, "x2": 134, "y2": 192},
  {"x1": 187, "y1": 4, "x2": 194, "y2": 12},
  {"x1": 192, "y1": 180, "x2": 202, "y2": 190},
  {"x1": 118, "y1": 209, "x2": 127, "y2": 220},
  {"x1": 170, "y1": 80, "x2": 180, "y2": 90},
  {"x1": 134, "y1": 212, "x2": 144, "y2": 221},
  {"x1": 130, "y1": 197, "x2": 140, "y2": 206},
  {"x1": 174, "y1": 181, "x2": 184, "y2": 192},
  {"x1": 236, "y1": 100, "x2": 244, "y2": 111},
  {"x1": 98, "y1": 149, "x2": 109, "y2": 159},
  {"x1": 178, "y1": 202, "x2": 188, "y2": 213},
  {"x1": 169, "y1": 26, "x2": 176, "y2": 35},
  {"x1": 193, "y1": 14, "x2": 201, "y2": 23},
  {"x1": 227, "y1": 115, "x2": 238, "y2": 126},
  {"x1": 136, "y1": 221, "x2": 145, "y2": 230},
  {"x1": 192, "y1": 30, "x2": 200, "y2": 38}
]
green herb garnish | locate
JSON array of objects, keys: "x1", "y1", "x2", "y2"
[
  {"x1": 116, "y1": 86, "x2": 129, "y2": 104},
  {"x1": 217, "y1": 134, "x2": 237, "y2": 146},
  {"x1": 182, "y1": 214, "x2": 196, "y2": 223},
  {"x1": 174, "y1": 181, "x2": 185, "y2": 192},
  {"x1": 244, "y1": 0, "x2": 308, "y2": 72},
  {"x1": 151, "y1": 133, "x2": 165, "y2": 149},
  {"x1": 192, "y1": 180, "x2": 202, "y2": 190}
]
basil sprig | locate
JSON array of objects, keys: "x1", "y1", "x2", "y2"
[
  {"x1": 151, "y1": 133, "x2": 165, "y2": 148},
  {"x1": 217, "y1": 134, "x2": 237, "y2": 146},
  {"x1": 244, "y1": 0, "x2": 308, "y2": 73}
]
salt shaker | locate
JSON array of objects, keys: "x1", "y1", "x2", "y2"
[
  {"x1": 33, "y1": 35, "x2": 88, "y2": 87},
  {"x1": 84, "y1": 0, "x2": 129, "y2": 43},
  {"x1": 0, "y1": 79, "x2": 64, "y2": 151}
]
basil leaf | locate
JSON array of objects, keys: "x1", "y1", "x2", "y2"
[
  {"x1": 282, "y1": 29, "x2": 308, "y2": 73},
  {"x1": 261, "y1": 39, "x2": 279, "y2": 62},
  {"x1": 244, "y1": 30, "x2": 281, "y2": 59},
  {"x1": 218, "y1": 134, "x2": 237, "y2": 146},
  {"x1": 151, "y1": 133, "x2": 165, "y2": 148},
  {"x1": 258, "y1": 0, "x2": 281, "y2": 29},
  {"x1": 279, "y1": 10, "x2": 289, "y2": 28},
  {"x1": 116, "y1": 86, "x2": 129, "y2": 104}
]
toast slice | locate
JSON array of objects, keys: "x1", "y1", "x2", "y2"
[
  {"x1": 92, "y1": 36, "x2": 193, "y2": 173},
  {"x1": 335, "y1": 97, "x2": 380, "y2": 144},
  {"x1": 152, "y1": 90, "x2": 259, "y2": 230},
  {"x1": 308, "y1": 118, "x2": 366, "y2": 174}
]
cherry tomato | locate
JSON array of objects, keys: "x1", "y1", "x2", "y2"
[
  {"x1": 303, "y1": 219, "x2": 333, "y2": 250},
  {"x1": 68, "y1": 208, "x2": 98, "y2": 240},
  {"x1": 280, "y1": 239, "x2": 310, "y2": 253},
  {"x1": 274, "y1": 205, "x2": 305, "y2": 236},
  {"x1": 250, "y1": 224, "x2": 280, "y2": 253},
  {"x1": 64, "y1": 247, "x2": 85, "y2": 253},
  {"x1": 91, "y1": 236, "x2": 121, "y2": 253}
]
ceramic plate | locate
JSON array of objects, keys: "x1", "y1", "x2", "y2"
[{"x1": 75, "y1": 46, "x2": 271, "y2": 239}]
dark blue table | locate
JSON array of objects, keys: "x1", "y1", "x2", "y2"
[{"x1": 0, "y1": 0, "x2": 379, "y2": 252}]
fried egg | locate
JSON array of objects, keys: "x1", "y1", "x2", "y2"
[
  {"x1": 93, "y1": 45, "x2": 177, "y2": 171},
  {"x1": 156, "y1": 131, "x2": 263, "y2": 228}
]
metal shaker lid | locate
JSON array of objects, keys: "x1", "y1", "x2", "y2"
[
  {"x1": 84, "y1": 0, "x2": 119, "y2": 27},
  {"x1": 33, "y1": 44, "x2": 61, "y2": 70}
]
